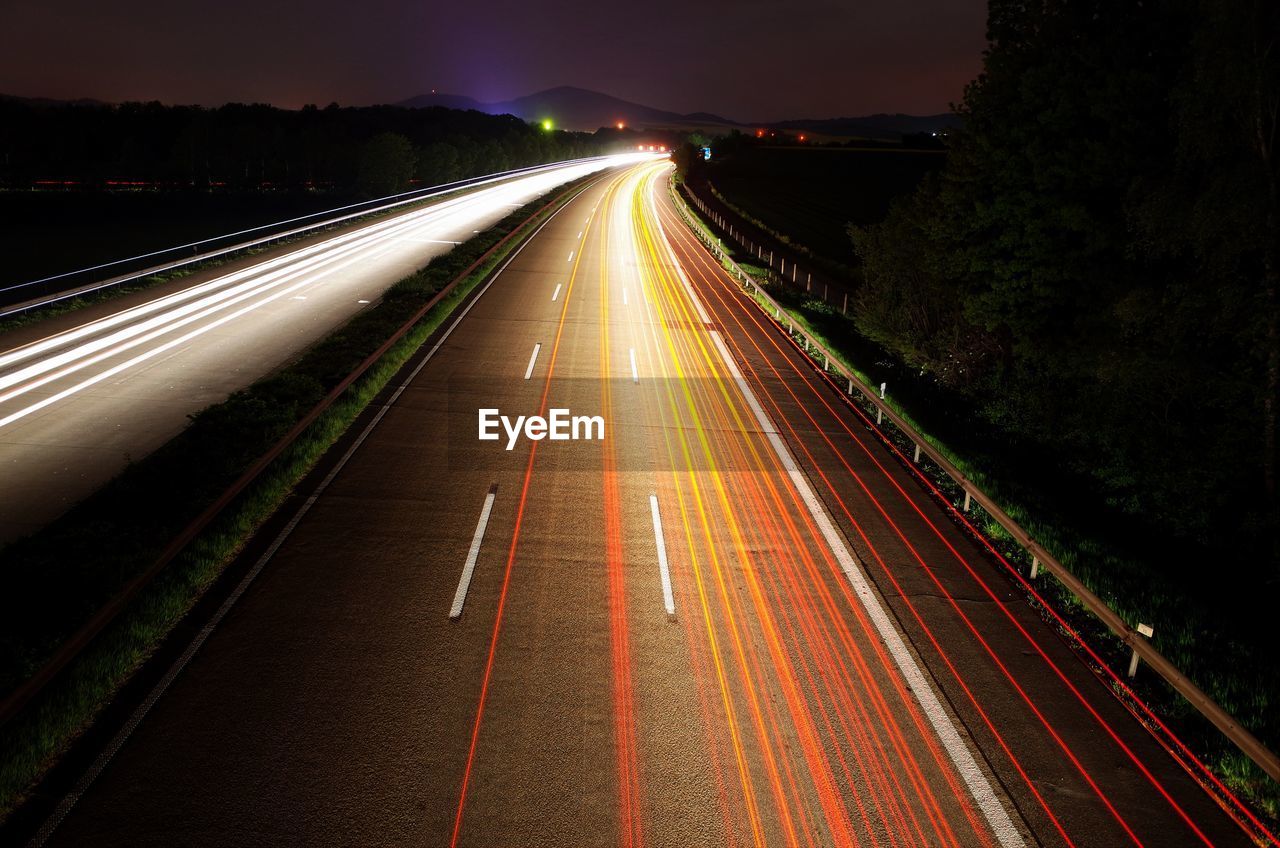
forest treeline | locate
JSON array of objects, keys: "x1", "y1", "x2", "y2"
[
  {"x1": 851, "y1": 0, "x2": 1280, "y2": 576},
  {"x1": 0, "y1": 99, "x2": 617, "y2": 196}
]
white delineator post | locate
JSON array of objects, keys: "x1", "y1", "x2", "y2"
[{"x1": 1129, "y1": 623, "x2": 1154, "y2": 678}]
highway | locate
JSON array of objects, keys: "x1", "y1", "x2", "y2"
[
  {"x1": 18, "y1": 161, "x2": 1267, "y2": 846},
  {"x1": 0, "y1": 155, "x2": 647, "y2": 544}
]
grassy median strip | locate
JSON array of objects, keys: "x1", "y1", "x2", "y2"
[
  {"x1": 673, "y1": 183, "x2": 1280, "y2": 822},
  {"x1": 0, "y1": 174, "x2": 593, "y2": 822}
]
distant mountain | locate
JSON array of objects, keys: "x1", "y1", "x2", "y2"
[
  {"x1": 397, "y1": 92, "x2": 488, "y2": 112},
  {"x1": 399, "y1": 87, "x2": 958, "y2": 141},
  {"x1": 5, "y1": 89, "x2": 955, "y2": 140},
  {"x1": 398, "y1": 86, "x2": 738, "y2": 132}
]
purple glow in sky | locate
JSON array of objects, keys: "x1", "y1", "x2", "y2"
[{"x1": 0, "y1": 0, "x2": 987, "y2": 120}]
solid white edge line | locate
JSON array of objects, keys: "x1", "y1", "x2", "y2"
[
  {"x1": 450, "y1": 485, "x2": 497, "y2": 619},
  {"x1": 649, "y1": 494, "x2": 676, "y2": 616},
  {"x1": 551, "y1": 283, "x2": 562, "y2": 302},
  {"x1": 524, "y1": 342, "x2": 541, "y2": 380},
  {"x1": 652, "y1": 175, "x2": 1025, "y2": 847},
  {"x1": 709, "y1": 327, "x2": 1024, "y2": 848},
  {"x1": 622, "y1": 288, "x2": 628, "y2": 306},
  {"x1": 629, "y1": 348, "x2": 639, "y2": 384},
  {"x1": 26, "y1": 178, "x2": 592, "y2": 848}
]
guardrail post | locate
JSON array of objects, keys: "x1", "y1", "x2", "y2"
[
  {"x1": 1129, "y1": 624, "x2": 1154, "y2": 677},
  {"x1": 879, "y1": 382, "x2": 886, "y2": 399},
  {"x1": 780, "y1": 257, "x2": 786, "y2": 275},
  {"x1": 847, "y1": 378, "x2": 854, "y2": 395},
  {"x1": 1030, "y1": 556, "x2": 1039, "y2": 578},
  {"x1": 877, "y1": 407, "x2": 883, "y2": 425},
  {"x1": 824, "y1": 355, "x2": 829, "y2": 371},
  {"x1": 793, "y1": 265, "x2": 798, "y2": 284},
  {"x1": 913, "y1": 443, "x2": 921, "y2": 463},
  {"x1": 842, "y1": 291, "x2": 848, "y2": 316},
  {"x1": 963, "y1": 491, "x2": 972, "y2": 512}
]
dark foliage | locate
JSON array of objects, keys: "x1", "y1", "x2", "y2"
[
  {"x1": 0, "y1": 100, "x2": 614, "y2": 192},
  {"x1": 852, "y1": 0, "x2": 1280, "y2": 578}
]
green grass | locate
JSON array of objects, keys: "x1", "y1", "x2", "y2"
[
  {"x1": 0, "y1": 175, "x2": 594, "y2": 823},
  {"x1": 671, "y1": 181, "x2": 1280, "y2": 827}
]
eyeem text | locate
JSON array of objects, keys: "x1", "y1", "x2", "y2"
[{"x1": 478, "y1": 408, "x2": 605, "y2": 450}]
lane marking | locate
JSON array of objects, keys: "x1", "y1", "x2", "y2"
[
  {"x1": 567, "y1": 250, "x2": 575, "y2": 263},
  {"x1": 658, "y1": 200, "x2": 1025, "y2": 846},
  {"x1": 713, "y1": 325, "x2": 1022, "y2": 847},
  {"x1": 524, "y1": 343, "x2": 541, "y2": 380},
  {"x1": 357, "y1": 299, "x2": 370, "y2": 304},
  {"x1": 649, "y1": 494, "x2": 675, "y2": 617},
  {"x1": 427, "y1": 239, "x2": 462, "y2": 245},
  {"x1": 452, "y1": 172, "x2": 620, "y2": 846},
  {"x1": 450, "y1": 484, "x2": 498, "y2": 619},
  {"x1": 551, "y1": 283, "x2": 562, "y2": 302},
  {"x1": 623, "y1": 288, "x2": 628, "y2": 306},
  {"x1": 577, "y1": 231, "x2": 583, "y2": 239},
  {"x1": 292, "y1": 295, "x2": 307, "y2": 300},
  {"x1": 24, "y1": 176, "x2": 598, "y2": 848},
  {"x1": 629, "y1": 348, "x2": 639, "y2": 384}
]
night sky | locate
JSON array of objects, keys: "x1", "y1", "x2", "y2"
[{"x1": 0, "y1": 0, "x2": 987, "y2": 121}]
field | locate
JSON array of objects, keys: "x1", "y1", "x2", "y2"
[{"x1": 707, "y1": 146, "x2": 944, "y2": 264}]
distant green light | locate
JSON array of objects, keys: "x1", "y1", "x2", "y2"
[{"x1": 541, "y1": 119, "x2": 553, "y2": 131}]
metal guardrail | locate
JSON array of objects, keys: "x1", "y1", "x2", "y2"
[
  {"x1": 0, "y1": 156, "x2": 615, "y2": 318},
  {"x1": 684, "y1": 181, "x2": 852, "y2": 311},
  {"x1": 669, "y1": 177, "x2": 1280, "y2": 790}
]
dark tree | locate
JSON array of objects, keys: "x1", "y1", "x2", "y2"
[{"x1": 356, "y1": 132, "x2": 415, "y2": 198}]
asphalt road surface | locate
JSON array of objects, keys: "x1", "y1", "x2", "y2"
[
  {"x1": 0, "y1": 155, "x2": 646, "y2": 544},
  {"x1": 19, "y1": 161, "x2": 1267, "y2": 847}
]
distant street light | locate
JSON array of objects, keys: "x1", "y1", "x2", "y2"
[{"x1": 541, "y1": 119, "x2": 553, "y2": 131}]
